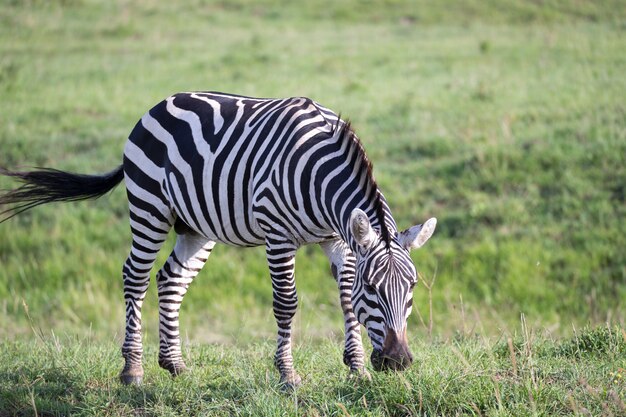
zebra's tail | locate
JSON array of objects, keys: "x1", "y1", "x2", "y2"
[{"x1": 0, "y1": 165, "x2": 124, "y2": 223}]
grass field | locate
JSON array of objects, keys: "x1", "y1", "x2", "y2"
[
  {"x1": 1, "y1": 0, "x2": 625, "y2": 415},
  {"x1": 1, "y1": 325, "x2": 625, "y2": 416}
]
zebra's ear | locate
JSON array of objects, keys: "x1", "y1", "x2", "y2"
[
  {"x1": 398, "y1": 217, "x2": 437, "y2": 250},
  {"x1": 350, "y1": 208, "x2": 377, "y2": 249}
]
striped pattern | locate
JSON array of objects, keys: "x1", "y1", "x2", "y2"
[
  {"x1": 120, "y1": 92, "x2": 437, "y2": 384},
  {"x1": 1, "y1": 91, "x2": 436, "y2": 385}
]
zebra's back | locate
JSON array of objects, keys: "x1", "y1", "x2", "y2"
[{"x1": 123, "y1": 91, "x2": 341, "y2": 247}]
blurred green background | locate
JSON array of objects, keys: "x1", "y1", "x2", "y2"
[{"x1": 0, "y1": 0, "x2": 624, "y2": 346}]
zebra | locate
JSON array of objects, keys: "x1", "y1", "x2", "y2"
[{"x1": 0, "y1": 91, "x2": 437, "y2": 388}]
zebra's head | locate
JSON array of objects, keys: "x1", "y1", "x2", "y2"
[{"x1": 349, "y1": 209, "x2": 436, "y2": 372}]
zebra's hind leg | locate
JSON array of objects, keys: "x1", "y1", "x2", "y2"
[
  {"x1": 156, "y1": 233, "x2": 214, "y2": 376},
  {"x1": 265, "y1": 235, "x2": 301, "y2": 389},
  {"x1": 120, "y1": 208, "x2": 173, "y2": 385},
  {"x1": 320, "y1": 239, "x2": 370, "y2": 380}
]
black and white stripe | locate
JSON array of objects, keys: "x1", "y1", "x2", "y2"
[{"x1": 0, "y1": 91, "x2": 437, "y2": 385}]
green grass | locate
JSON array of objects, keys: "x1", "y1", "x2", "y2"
[
  {"x1": 1, "y1": 325, "x2": 625, "y2": 416},
  {"x1": 0, "y1": 0, "x2": 625, "y2": 414}
]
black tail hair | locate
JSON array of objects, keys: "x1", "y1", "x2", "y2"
[{"x1": 0, "y1": 165, "x2": 124, "y2": 223}]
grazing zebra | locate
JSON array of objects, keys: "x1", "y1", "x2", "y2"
[{"x1": 0, "y1": 92, "x2": 437, "y2": 388}]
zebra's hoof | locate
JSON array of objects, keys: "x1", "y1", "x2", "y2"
[
  {"x1": 119, "y1": 373, "x2": 143, "y2": 385},
  {"x1": 159, "y1": 359, "x2": 188, "y2": 377},
  {"x1": 167, "y1": 365, "x2": 188, "y2": 377},
  {"x1": 119, "y1": 364, "x2": 144, "y2": 385},
  {"x1": 348, "y1": 368, "x2": 372, "y2": 382},
  {"x1": 279, "y1": 372, "x2": 302, "y2": 391}
]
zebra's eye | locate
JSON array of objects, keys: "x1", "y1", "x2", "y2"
[
  {"x1": 364, "y1": 283, "x2": 376, "y2": 295},
  {"x1": 409, "y1": 282, "x2": 416, "y2": 291}
]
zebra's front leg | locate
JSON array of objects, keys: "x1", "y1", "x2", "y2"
[
  {"x1": 320, "y1": 240, "x2": 370, "y2": 380},
  {"x1": 157, "y1": 233, "x2": 215, "y2": 376},
  {"x1": 265, "y1": 236, "x2": 301, "y2": 389}
]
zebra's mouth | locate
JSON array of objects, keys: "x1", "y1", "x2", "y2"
[{"x1": 370, "y1": 345, "x2": 414, "y2": 372}]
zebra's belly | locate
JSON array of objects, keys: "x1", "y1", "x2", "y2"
[{"x1": 172, "y1": 196, "x2": 266, "y2": 247}]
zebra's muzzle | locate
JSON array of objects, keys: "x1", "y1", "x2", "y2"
[{"x1": 370, "y1": 327, "x2": 413, "y2": 371}]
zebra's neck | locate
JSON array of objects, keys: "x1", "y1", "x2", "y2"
[{"x1": 314, "y1": 122, "x2": 397, "y2": 251}]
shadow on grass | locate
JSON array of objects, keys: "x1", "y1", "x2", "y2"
[{"x1": 0, "y1": 365, "x2": 169, "y2": 416}]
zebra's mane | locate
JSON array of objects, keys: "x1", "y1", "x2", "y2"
[{"x1": 332, "y1": 119, "x2": 391, "y2": 245}]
